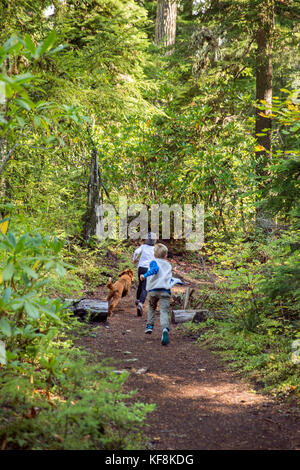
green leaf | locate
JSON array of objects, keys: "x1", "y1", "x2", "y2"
[
  {"x1": 39, "y1": 305, "x2": 60, "y2": 321},
  {"x1": 15, "y1": 73, "x2": 34, "y2": 84},
  {"x1": 3, "y1": 287, "x2": 12, "y2": 303},
  {"x1": 44, "y1": 261, "x2": 54, "y2": 270},
  {"x1": 16, "y1": 116, "x2": 25, "y2": 127},
  {"x1": 22, "y1": 265, "x2": 38, "y2": 279},
  {"x1": 8, "y1": 232, "x2": 16, "y2": 248},
  {"x1": 35, "y1": 31, "x2": 57, "y2": 58},
  {"x1": 0, "y1": 318, "x2": 12, "y2": 337},
  {"x1": 3, "y1": 37, "x2": 23, "y2": 55},
  {"x1": 47, "y1": 44, "x2": 67, "y2": 56},
  {"x1": 23, "y1": 34, "x2": 36, "y2": 55},
  {"x1": 55, "y1": 264, "x2": 66, "y2": 277},
  {"x1": 16, "y1": 98, "x2": 33, "y2": 111},
  {"x1": 33, "y1": 116, "x2": 41, "y2": 128},
  {"x1": 10, "y1": 299, "x2": 24, "y2": 310},
  {"x1": 3, "y1": 263, "x2": 15, "y2": 281},
  {"x1": 15, "y1": 237, "x2": 26, "y2": 254},
  {"x1": 24, "y1": 301, "x2": 40, "y2": 320}
]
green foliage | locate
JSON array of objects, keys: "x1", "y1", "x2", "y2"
[
  {"x1": 0, "y1": 31, "x2": 89, "y2": 199},
  {"x1": 258, "y1": 233, "x2": 300, "y2": 319},
  {"x1": 62, "y1": 239, "x2": 136, "y2": 292},
  {"x1": 0, "y1": 226, "x2": 154, "y2": 449},
  {"x1": 0, "y1": 0, "x2": 300, "y2": 444},
  {"x1": 183, "y1": 233, "x2": 299, "y2": 399},
  {"x1": 257, "y1": 90, "x2": 300, "y2": 220},
  {"x1": 0, "y1": 339, "x2": 154, "y2": 450},
  {"x1": 190, "y1": 317, "x2": 299, "y2": 399},
  {"x1": 0, "y1": 227, "x2": 70, "y2": 364}
]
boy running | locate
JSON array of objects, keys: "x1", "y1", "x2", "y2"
[{"x1": 140, "y1": 243, "x2": 183, "y2": 345}]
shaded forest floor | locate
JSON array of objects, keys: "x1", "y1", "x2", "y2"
[{"x1": 75, "y1": 251, "x2": 300, "y2": 450}]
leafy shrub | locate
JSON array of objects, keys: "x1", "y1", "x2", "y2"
[
  {"x1": 0, "y1": 343, "x2": 154, "y2": 450},
  {"x1": 0, "y1": 228, "x2": 70, "y2": 364},
  {"x1": 184, "y1": 236, "x2": 300, "y2": 400},
  {"x1": 0, "y1": 226, "x2": 154, "y2": 450}
]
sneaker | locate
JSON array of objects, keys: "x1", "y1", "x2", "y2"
[
  {"x1": 145, "y1": 324, "x2": 153, "y2": 334},
  {"x1": 161, "y1": 328, "x2": 169, "y2": 346},
  {"x1": 137, "y1": 302, "x2": 143, "y2": 317}
]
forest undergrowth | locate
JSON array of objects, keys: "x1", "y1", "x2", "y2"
[{"x1": 0, "y1": 0, "x2": 299, "y2": 451}]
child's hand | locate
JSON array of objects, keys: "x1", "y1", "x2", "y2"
[{"x1": 140, "y1": 274, "x2": 145, "y2": 281}]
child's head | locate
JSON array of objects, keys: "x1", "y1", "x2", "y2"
[
  {"x1": 154, "y1": 243, "x2": 168, "y2": 259},
  {"x1": 144, "y1": 232, "x2": 157, "y2": 246}
]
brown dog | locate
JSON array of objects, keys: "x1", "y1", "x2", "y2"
[{"x1": 106, "y1": 268, "x2": 134, "y2": 316}]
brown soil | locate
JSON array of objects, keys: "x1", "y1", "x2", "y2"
[{"x1": 76, "y1": 257, "x2": 300, "y2": 451}]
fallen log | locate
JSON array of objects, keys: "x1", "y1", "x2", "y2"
[
  {"x1": 66, "y1": 298, "x2": 108, "y2": 322},
  {"x1": 171, "y1": 309, "x2": 221, "y2": 324},
  {"x1": 171, "y1": 309, "x2": 196, "y2": 324}
]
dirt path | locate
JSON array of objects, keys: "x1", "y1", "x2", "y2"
[{"x1": 76, "y1": 259, "x2": 300, "y2": 450}]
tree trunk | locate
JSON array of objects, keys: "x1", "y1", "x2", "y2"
[
  {"x1": 82, "y1": 142, "x2": 101, "y2": 242},
  {"x1": 255, "y1": 21, "x2": 273, "y2": 159},
  {"x1": 155, "y1": 0, "x2": 177, "y2": 55},
  {"x1": 255, "y1": 0, "x2": 274, "y2": 227}
]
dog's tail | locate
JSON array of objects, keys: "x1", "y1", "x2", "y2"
[{"x1": 106, "y1": 277, "x2": 113, "y2": 290}]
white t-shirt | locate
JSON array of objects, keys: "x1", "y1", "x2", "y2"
[{"x1": 133, "y1": 244, "x2": 154, "y2": 268}]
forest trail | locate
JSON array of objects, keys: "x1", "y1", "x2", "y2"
[{"x1": 76, "y1": 256, "x2": 300, "y2": 450}]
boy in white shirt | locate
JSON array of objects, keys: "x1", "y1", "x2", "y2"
[
  {"x1": 133, "y1": 232, "x2": 157, "y2": 316},
  {"x1": 140, "y1": 243, "x2": 183, "y2": 346}
]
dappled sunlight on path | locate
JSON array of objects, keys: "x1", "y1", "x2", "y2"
[{"x1": 75, "y1": 263, "x2": 299, "y2": 450}]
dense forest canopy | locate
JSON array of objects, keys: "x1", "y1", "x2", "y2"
[
  {"x1": 0, "y1": 0, "x2": 299, "y2": 450},
  {"x1": 1, "y1": 0, "x2": 299, "y2": 228}
]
